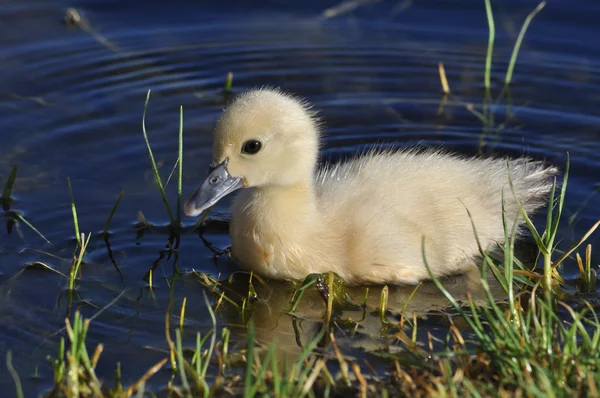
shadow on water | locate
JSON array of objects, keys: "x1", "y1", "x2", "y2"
[{"x1": 1, "y1": 0, "x2": 600, "y2": 395}]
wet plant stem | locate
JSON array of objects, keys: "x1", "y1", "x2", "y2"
[
  {"x1": 141, "y1": 90, "x2": 176, "y2": 225},
  {"x1": 176, "y1": 106, "x2": 183, "y2": 234},
  {"x1": 505, "y1": 1, "x2": 546, "y2": 85},
  {"x1": 67, "y1": 177, "x2": 81, "y2": 247},
  {"x1": 483, "y1": 0, "x2": 495, "y2": 90}
]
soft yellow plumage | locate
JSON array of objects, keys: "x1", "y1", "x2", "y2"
[{"x1": 185, "y1": 88, "x2": 557, "y2": 285}]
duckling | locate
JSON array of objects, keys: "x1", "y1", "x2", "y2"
[{"x1": 184, "y1": 88, "x2": 557, "y2": 285}]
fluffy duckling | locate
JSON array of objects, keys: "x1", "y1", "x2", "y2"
[{"x1": 184, "y1": 88, "x2": 557, "y2": 285}]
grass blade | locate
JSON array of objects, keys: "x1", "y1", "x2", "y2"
[
  {"x1": 244, "y1": 322, "x2": 256, "y2": 398},
  {"x1": 483, "y1": 0, "x2": 495, "y2": 90},
  {"x1": 141, "y1": 90, "x2": 176, "y2": 225},
  {"x1": 506, "y1": 161, "x2": 548, "y2": 254},
  {"x1": 1, "y1": 165, "x2": 17, "y2": 211},
  {"x1": 201, "y1": 291, "x2": 217, "y2": 378},
  {"x1": 421, "y1": 237, "x2": 490, "y2": 345},
  {"x1": 505, "y1": 1, "x2": 546, "y2": 85},
  {"x1": 552, "y1": 219, "x2": 600, "y2": 269},
  {"x1": 549, "y1": 154, "x2": 569, "y2": 243},
  {"x1": 103, "y1": 190, "x2": 124, "y2": 236},
  {"x1": 224, "y1": 72, "x2": 233, "y2": 93},
  {"x1": 248, "y1": 340, "x2": 277, "y2": 397},
  {"x1": 69, "y1": 232, "x2": 91, "y2": 290},
  {"x1": 6, "y1": 351, "x2": 24, "y2": 398},
  {"x1": 67, "y1": 177, "x2": 81, "y2": 247},
  {"x1": 13, "y1": 212, "x2": 51, "y2": 244},
  {"x1": 177, "y1": 105, "x2": 183, "y2": 230},
  {"x1": 175, "y1": 329, "x2": 191, "y2": 394}
]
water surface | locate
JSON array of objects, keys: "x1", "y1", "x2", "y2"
[{"x1": 1, "y1": 0, "x2": 600, "y2": 395}]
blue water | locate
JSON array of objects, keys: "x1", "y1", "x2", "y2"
[{"x1": 1, "y1": 0, "x2": 600, "y2": 395}]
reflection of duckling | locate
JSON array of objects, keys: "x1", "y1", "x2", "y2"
[
  {"x1": 185, "y1": 88, "x2": 557, "y2": 285},
  {"x1": 221, "y1": 269, "x2": 508, "y2": 366}
]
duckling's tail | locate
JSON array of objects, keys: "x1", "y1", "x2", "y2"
[{"x1": 505, "y1": 158, "x2": 559, "y2": 215}]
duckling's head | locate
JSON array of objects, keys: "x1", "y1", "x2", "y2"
[{"x1": 184, "y1": 88, "x2": 321, "y2": 216}]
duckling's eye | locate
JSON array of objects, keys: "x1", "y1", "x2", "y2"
[{"x1": 242, "y1": 140, "x2": 262, "y2": 155}]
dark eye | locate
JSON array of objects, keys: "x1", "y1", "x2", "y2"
[{"x1": 242, "y1": 139, "x2": 262, "y2": 154}]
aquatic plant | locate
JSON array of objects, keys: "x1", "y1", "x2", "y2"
[
  {"x1": 482, "y1": 0, "x2": 546, "y2": 89},
  {"x1": 140, "y1": 90, "x2": 185, "y2": 244},
  {"x1": 0, "y1": 165, "x2": 50, "y2": 244}
]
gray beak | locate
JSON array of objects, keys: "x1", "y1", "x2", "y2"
[{"x1": 184, "y1": 159, "x2": 244, "y2": 217}]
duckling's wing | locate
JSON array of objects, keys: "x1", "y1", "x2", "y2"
[{"x1": 314, "y1": 149, "x2": 557, "y2": 284}]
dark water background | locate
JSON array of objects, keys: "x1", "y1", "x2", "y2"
[{"x1": 1, "y1": 0, "x2": 600, "y2": 395}]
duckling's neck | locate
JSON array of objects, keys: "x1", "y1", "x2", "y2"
[{"x1": 248, "y1": 180, "x2": 320, "y2": 225}]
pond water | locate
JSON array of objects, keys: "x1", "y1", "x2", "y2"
[{"x1": 1, "y1": 0, "x2": 600, "y2": 395}]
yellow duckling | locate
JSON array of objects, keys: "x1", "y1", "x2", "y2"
[{"x1": 184, "y1": 88, "x2": 557, "y2": 285}]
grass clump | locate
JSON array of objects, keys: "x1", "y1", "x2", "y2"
[
  {"x1": 418, "y1": 158, "x2": 600, "y2": 396},
  {"x1": 140, "y1": 90, "x2": 186, "y2": 246},
  {"x1": 45, "y1": 311, "x2": 167, "y2": 397}
]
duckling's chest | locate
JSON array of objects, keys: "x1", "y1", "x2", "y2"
[
  {"x1": 228, "y1": 189, "x2": 323, "y2": 280},
  {"x1": 229, "y1": 214, "x2": 304, "y2": 279}
]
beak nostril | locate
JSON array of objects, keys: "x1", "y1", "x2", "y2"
[{"x1": 210, "y1": 176, "x2": 219, "y2": 184}]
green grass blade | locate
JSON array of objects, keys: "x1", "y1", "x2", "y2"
[
  {"x1": 70, "y1": 232, "x2": 91, "y2": 290},
  {"x1": 67, "y1": 177, "x2": 81, "y2": 247},
  {"x1": 141, "y1": 90, "x2": 176, "y2": 225},
  {"x1": 103, "y1": 190, "x2": 124, "y2": 236},
  {"x1": 248, "y1": 340, "x2": 277, "y2": 397},
  {"x1": 545, "y1": 177, "x2": 557, "y2": 243},
  {"x1": 483, "y1": 0, "x2": 496, "y2": 90},
  {"x1": 177, "y1": 105, "x2": 183, "y2": 230},
  {"x1": 506, "y1": 161, "x2": 548, "y2": 254},
  {"x1": 552, "y1": 219, "x2": 600, "y2": 269},
  {"x1": 271, "y1": 356, "x2": 281, "y2": 397},
  {"x1": 13, "y1": 212, "x2": 51, "y2": 244},
  {"x1": 201, "y1": 291, "x2": 217, "y2": 378},
  {"x1": 421, "y1": 237, "x2": 490, "y2": 344},
  {"x1": 175, "y1": 329, "x2": 191, "y2": 394},
  {"x1": 164, "y1": 158, "x2": 179, "y2": 189},
  {"x1": 224, "y1": 72, "x2": 233, "y2": 93},
  {"x1": 194, "y1": 333, "x2": 201, "y2": 376},
  {"x1": 505, "y1": 1, "x2": 546, "y2": 85},
  {"x1": 484, "y1": 255, "x2": 508, "y2": 293},
  {"x1": 244, "y1": 322, "x2": 256, "y2": 398},
  {"x1": 549, "y1": 154, "x2": 569, "y2": 243},
  {"x1": 6, "y1": 351, "x2": 24, "y2": 398},
  {"x1": 1, "y1": 165, "x2": 17, "y2": 211}
]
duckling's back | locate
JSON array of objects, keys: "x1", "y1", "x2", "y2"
[{"x1": 314, "y1": 149, "x2": 557, "y2": 284}]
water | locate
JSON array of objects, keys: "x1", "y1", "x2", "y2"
[{"x1": 1, "y1": 0, "x2": 600, "y2": 395}]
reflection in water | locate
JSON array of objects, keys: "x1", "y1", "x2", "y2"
[{"x1": 206, "y1": 265, "x2": 507, "y2": 369}]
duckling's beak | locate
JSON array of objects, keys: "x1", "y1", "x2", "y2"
[{"x1": 184, "y1": 159, "x2": 244, "y2": 217}]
